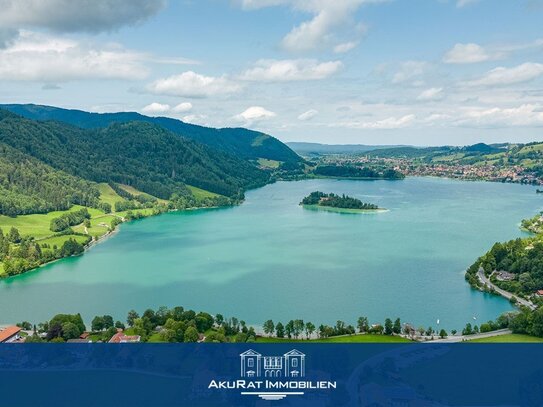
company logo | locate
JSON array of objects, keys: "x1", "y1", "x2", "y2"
[
  {"x1": 208, "y1": 349, "x2": 336, "y2": 401},
  {"x1": 240, "y1": 349, "x2": 305, "y2": 378}
]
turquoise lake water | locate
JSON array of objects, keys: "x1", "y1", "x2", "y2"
[{"x1": 1, "y1": 177, "x2": 541, "y2": 330}]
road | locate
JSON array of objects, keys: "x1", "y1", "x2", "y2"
[
  {"x1": 477, "y1": 267, "x2": 536, "y2": 310},
  {"x1": 431, "y1": 328, "x2": 512, "y2": 343}
]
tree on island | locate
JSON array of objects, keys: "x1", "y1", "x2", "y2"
[{"x1": 439, "y1": 329, "x2": 448, "y2": 339}]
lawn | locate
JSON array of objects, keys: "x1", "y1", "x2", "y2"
[
  {"x1": 187, "y1": 185, "x2": 221, "y2": 200},
  {"x1": 38, "y1": 234, "x2": 89, "y2": 249},
  {"x1": 256, "y1": 334, "x2": 412, "y2": 343},
  {"x1": 97, "y1": 183, "x2": 126, "y2": 207},
  {"x1": 0, "y1": 205, "x2": 103, "y2": 239},
  {"x1": 469, "y1": 334, "x2": 543, "y2": 343}
]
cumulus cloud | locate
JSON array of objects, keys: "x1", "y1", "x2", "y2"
[
  {"x1": 241, "y1": 59, "x2": 342, "y2": 81},
  {"x1": 458, "y1": 104, "x2": 543, "y2": 127},
  {"x1": 298, "y1": 109, "x2": 318, "y2": 121},
  {"x1": 0, "y1": 0, "x2": 165, "y2": 35},
  {"x1": 281, "y1": 1, "x2": 364, "y2": 52},
  {"x1": 147, "y1": 71, "x2": 242, "y2": 98},
  {"x1": 417, "y1": 87, "x2": 444, "y2": 101},
  {"x1": 182, "y1": 114, "x2": 208, "y2": 125},
  {"x1": 443, "y1": 43, "x2": 500, "y2": 64},
  {"x1": 237, "y1": 0, "x2": 383, "y2": 53},
  {"x1": 466, "y1": 62, "x2": 543, "y2": 87},
  {"x1": 141, "y1": 102, "x2": 170, "y2": 115},
  {"x1": 337, "y1": 114, "x2": 416, "y2": 129},
  {"x1": 172, "y1": 102, "x2": 193, "y2": 113},
  {"x1": 234, "y1": 106, "x2": 276, "y2": 126},
  {"x1": 0, "y1": 31, "x2": 148, "y2": 81}
]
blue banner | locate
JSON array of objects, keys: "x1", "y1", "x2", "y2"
[{"x1": 0, "y1": 344, "x2": 541, "y2": 406}]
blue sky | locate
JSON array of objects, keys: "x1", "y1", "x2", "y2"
[{"x1": 1, "y1": 0, "x2": 543, "y2": 145}]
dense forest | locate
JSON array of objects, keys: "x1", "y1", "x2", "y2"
[
  {"x1": 0, "y1": 142, "x2": 100, "y2": 216},
  {"x1": 314, "y1": 164, "x2": 405, "y2": 179},
  {"x1": 0, "y1": 110, "x2": 270, "y2": 206},
  {"x1": 301, "y1": 191, "x2": 379, "y2": 210},
  {"x1": 1, "y1": 104, "x2": 302, "y2": 165}
]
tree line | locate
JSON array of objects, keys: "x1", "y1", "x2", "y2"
[{"x1": 301, "y1": 191, "x2": 379, "y2": 210}]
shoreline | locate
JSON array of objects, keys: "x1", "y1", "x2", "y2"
[
  {"x1": 0, "y1": 203, "x2": 236, "y2": 280},
  {"x1": 301, "y1": 204, "x2": 388, "y2": 214}
]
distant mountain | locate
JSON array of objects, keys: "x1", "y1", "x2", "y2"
[
  {"x1": 287, "y1": 142, "x2": 409, "y2": 155},
  {"x1": 0, "y1": 104, "x2": 301, "y2": 164},
  {"x1": 0, "y1": 110, "x2": 269, "y2": 211}
]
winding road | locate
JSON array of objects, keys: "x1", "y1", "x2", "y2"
[{"x1": 477, "y1": 267, "x2": 536, "y2": 310}]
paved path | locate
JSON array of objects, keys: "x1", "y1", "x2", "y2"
[
  {"x1": 431, "y1": 328, "x2": 512, "y2": 343},
  {"x1": 477, "y1": 268, "x2": 536, "y2": 310}
]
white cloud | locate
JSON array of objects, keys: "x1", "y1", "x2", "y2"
[
  {"x1": 238, "y1": 0, "x2": 383, "y2": 53},
  {"x1": 182, "y1": 114, "x2": 208, "y2": 125},
  {"x1": 172, "y1": 102, "x2": 193, "y2": 113},
  {"x1": 281, "y1": 2, "x2": 364, "y2": 52},
  {"x1": 298, "y1": 109, "x2": 318, "y2": 120},
  {"x1": 147, "y1": 71, "x2": 242, "y2": 98},
  {"x1": 237, "y1": 0, "x2": 288, "y2": 9},
  {"x1": 392, "y1": 61, "x2": 428, "y2": 84},
  {"x1": 141, "y1": 102, "x2": 170, "y2": 115},
  {"x1": 466, "y1": 62, "x2": 543, "y2": 87},
  {"x1": 458, "y1": 104, "x2": 543, "y2": 127},
  {"x1": 417, "y1": 87, "x2": 444, "y2": 101},
  {"x1": 0, "y1": 31, "x2": 148, "y2": 81},
  {"x1": 234, "y1": 106, "x2": 276, "y2": 125},
  {"x1": 443, "y1": 43, "x2": 499, "y2": 64},
  {"x1": 333, "y1": 41, "x2": 359, "y2": 54},
  {"x1": 0, "y1": 0, "x2": 165, "y2": 35},
  {"x1": 337, "y1": 114, "x2": 416, "y2": 129},
  {"x1": 241, "y1": 59, "x2": 342, "y2": 81}
]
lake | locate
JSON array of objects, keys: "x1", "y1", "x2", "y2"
[{"x1": 1, "y1": 177, "x2": 541, "y2": 330}]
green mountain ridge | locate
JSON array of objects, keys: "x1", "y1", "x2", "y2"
[
  {"x1": 1, "y1": 104, "x2": 301, "y2": 164},
  {"x1": 0, "y1": 109, "x2": 270, "y2": 215}
]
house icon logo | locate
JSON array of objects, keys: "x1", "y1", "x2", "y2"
[{"x1": 240, "y1": 349, "x2": 305, "y2": 378}]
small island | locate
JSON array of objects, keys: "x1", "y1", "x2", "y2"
[{"x1": 300, "y1": 191, "x2": 386, "y2": 214}]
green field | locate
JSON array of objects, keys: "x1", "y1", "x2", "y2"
[
  {"x1": 187, "y1": 185, "x2": 221, "y2": 200},
  {"x1": 257, "y1": 158, "x2": 281, "y2": 169},
  {"x1": 256, "y1": 334, "x2": 411, "y2": 343},
  {"x1": 97, "y1": 183, "x2": 126, "y2": 207},
  {"x1": 116, "y1": 208, "x2": 156, "y2": 218},
  {"x1": 118, "y1": 184, "x2": 168, "y2": 204},
  {"x1": 38, "y1": 234, "x2": 89, "y2": 248},
  {"x1": 469, "y1": 334, "x2": 543, "y2": 343},
  {"x1": 0, "y1": 205, "x2": 102, "y2": 239}
]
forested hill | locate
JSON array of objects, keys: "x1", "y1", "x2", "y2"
[
  {"x1": 0, "y1": 110, "x2": 269, "y2": 203},
  {"x1": 1, "y1": 104, "x2": 301, "y2": 164}
]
